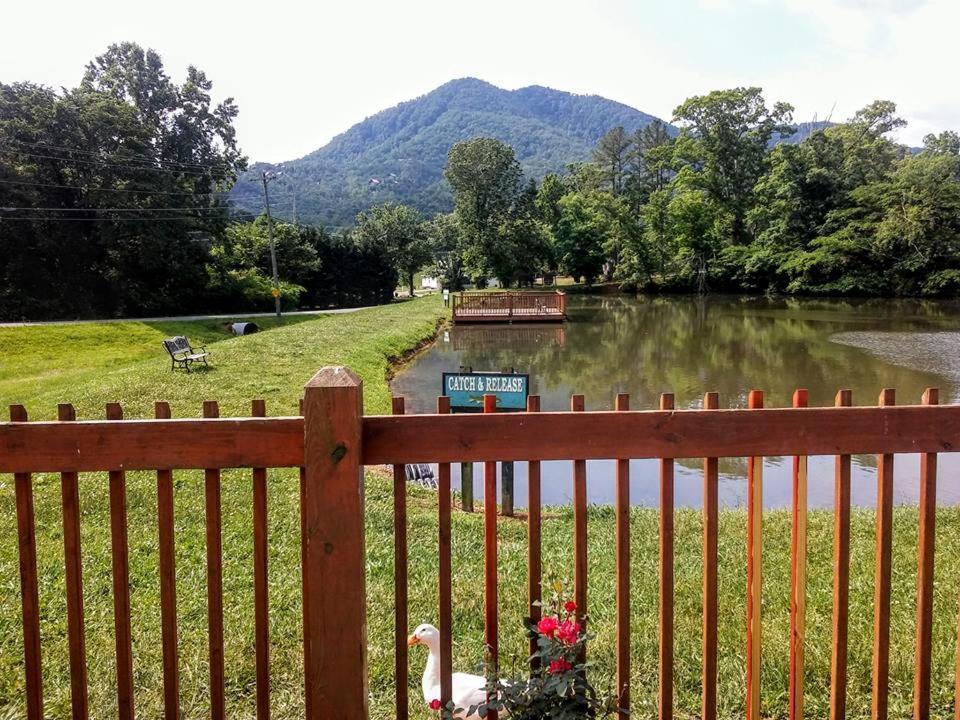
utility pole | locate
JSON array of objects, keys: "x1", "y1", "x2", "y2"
[
  {"x1": 293, "y1": 192, "x2": 298, "y2": 226},
  {"x1": 260, "y1": 170, "x2": 282, "y2": 317}
]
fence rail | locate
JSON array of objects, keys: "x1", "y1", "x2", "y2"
[{"x1": 1, "y1": 366, "x2": 958, "y2": 720}]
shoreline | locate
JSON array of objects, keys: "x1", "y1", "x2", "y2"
[{"x1": 384, "y1": 315, "x2": 450, "y2": 383}]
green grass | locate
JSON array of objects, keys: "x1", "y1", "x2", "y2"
[
  {"x1": 1, "y1": 295, "x2": 959, "y2": 719},
  {"x1": 0, "y1": 297, "x2": 444, "y2": 419}
]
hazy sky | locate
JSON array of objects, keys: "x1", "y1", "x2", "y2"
[{"x1": 2, "y1": 0, "x2": 956, "y2": 162}]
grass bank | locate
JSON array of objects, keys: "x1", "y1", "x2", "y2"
[
  {"x1": 1, "y1": 294, "x2": 958, "y2": 719},
  {"x1": 0, "y1": 296, "x2": 445, "y2": 418}
]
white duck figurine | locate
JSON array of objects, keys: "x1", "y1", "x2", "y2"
[{"x1": 408, "y1": 623, "x2": 488, "y2": 715}]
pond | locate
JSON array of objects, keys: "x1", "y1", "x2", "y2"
[{"x1": 390, "y1": 294, "x2": 960, "y2": 508}]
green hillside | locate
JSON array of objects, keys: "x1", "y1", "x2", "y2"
[{"x1": 229, "y1": 78, "x2": 668, "y2": 226}]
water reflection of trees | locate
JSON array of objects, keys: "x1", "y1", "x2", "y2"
[
  {"x1": 452, "y1": 325, "x2": 566, "y2": 353},
  {"x1": 447, "y1": 295, "x2": 951, "y2": 412}
]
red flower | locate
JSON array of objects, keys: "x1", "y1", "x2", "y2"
[
  {"x1": 556, "y1": 619, "x2": 581, "y2": 646},
  {"x1": 548, "y1": 658, "x2": 572, "y2": 674},
  {"x1": 429, "y1": 698, "x2": 442, "y2": 710},
  {"x1": 537, "y1": 616, "x2": 558, "y2": 638},
  {"x1": 564, "y1": 601, "x2": 577, "y2": 614}
]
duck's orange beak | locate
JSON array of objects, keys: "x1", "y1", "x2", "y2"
[{"x1": 407, "y1": 634, "x2": 420, "y2": 647}]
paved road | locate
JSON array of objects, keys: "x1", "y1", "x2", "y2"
[{"x1": 0, "y1": 305, "x2": 374, "y2": 328}]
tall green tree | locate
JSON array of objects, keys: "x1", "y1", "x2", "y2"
[
  {"x1": 444, "y1": 137, "x2": 522, "y2": 283},
  {"x1": 666, "y1": 183, "x2": 730, "y2": 293},
  {"x1": 625, "y1": 119, "x2": 674, "y2": 213},
  {"x1": 554, "y1": 191, "x2": 624, "y2": 284},
  {"x1": 672, "y1": 87, "x2": 794, "y2": 244},
  {"x1": 535, "y1": 173, "x2": 567, "y2": 229},
  {"x1": 354, "y1": 202, "x2": 431, "y2": 297},
  {"x1": 593, "y1": 126, "x2": 631, "y2": 196},
  {"x1": 876, "y1": 153, "x2": 960, "y2": 294},
  {"x1": 445, "y1": 137, "x2": 521, "y2": 242},
  {"x1": 922, "y1": 130, "x2": 960, "y2": 157},
  {"x1": 0, "y1": 42, "x2": 245, "y2": 320},
  {"x1": 425, "y1": 212, "x2": 468, "y2": 290}
]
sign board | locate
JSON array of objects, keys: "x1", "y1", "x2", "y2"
[{"x1": 442, "y1": 371, "x2": 529, "y2": 412}]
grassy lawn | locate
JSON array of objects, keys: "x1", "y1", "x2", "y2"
[
  {"x1": 1, "y1": 294, "x2": 958, "y2": 719},
  {"x1": 0, "y1": 297, "x2": 444, "y2": 419}
]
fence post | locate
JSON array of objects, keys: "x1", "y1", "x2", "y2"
[{"x1": 303, "y1": 366, "x2": 368, "y2": 720}]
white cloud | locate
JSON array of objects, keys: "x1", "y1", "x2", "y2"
[
  {"x1": 0, "y1": 0, "x2": 956, "y2": 158},
  {"x1": 765, "y1": 0, "x2": 960, "y2": 143}
]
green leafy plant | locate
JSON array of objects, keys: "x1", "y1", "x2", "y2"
[{"x1": 443, "y1": 585, "x2": 621, "y2": 719}]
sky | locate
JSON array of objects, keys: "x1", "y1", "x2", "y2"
[{"x1": 1, "y1": 0, "x2": 956, "y2": 162}]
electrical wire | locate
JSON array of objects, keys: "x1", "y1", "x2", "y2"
[
  {"x1": 1, "y1": 205, "x2": 230, "y2": 212},
  {"x1": 4, "y1": 139, "x2": 236, "y2": 171},
  {"x1": 0, "y1": 148, "x2": 236, "y2": 177},
  {"x1": 0, "y1": 178, "x2": 236, "y2": 196},
  {"x1": 0, "y1": 215, "x2": 231, "y2": 222}
]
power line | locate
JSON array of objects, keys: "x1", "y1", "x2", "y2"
[
  {"x1": 0, "y1": 179, "x2": 297, "y2": 205},
  {"x1": 0, "y1": 202, "x2": 290, "y2": 223},
  {"x1": 0, "y1": 215, "x2": 230, "y2": 222},
  {"x1": 0, "y1": 148, "x2": 235, "y2": 177},
  {"x1": 1, "y1": 206, "x2": 238, "y2": 213},
  {"x1": 0, "y1": 178, "x2": 234, "y2": 196},
  {"x1": 4, "y1": 139, "x2": 235, "y2": 171}
]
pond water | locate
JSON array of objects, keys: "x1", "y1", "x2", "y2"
[{"x1": 390, "y1": 295, "x2": 960, "y2": 508}]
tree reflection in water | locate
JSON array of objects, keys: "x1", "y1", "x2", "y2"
[{"x1": 391, "y1": 294, "x2": 960, "y2": 508}]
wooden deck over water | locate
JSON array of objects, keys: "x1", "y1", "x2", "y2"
[{"x1": 452, "y1": 290, "x2": 566, "y2": 323}]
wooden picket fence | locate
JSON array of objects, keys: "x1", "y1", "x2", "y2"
[{"x1": 1, "y1": 366, "x2": 958, "y2": 720}]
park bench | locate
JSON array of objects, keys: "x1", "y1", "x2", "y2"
[{"x1": 162, "y1": 336, "x2": 210, "y2": 372}]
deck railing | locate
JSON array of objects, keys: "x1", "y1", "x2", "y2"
[
  {"x1": 452, "y1": 290, "x2": 566, "y2": 321},
  {"x1": 2, "y1": 366, "x2": 959, "y2": 720}
]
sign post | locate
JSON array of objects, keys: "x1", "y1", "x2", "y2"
[
  {"x1": 460, "y1": 462, "x2": 474, "y2": 513},
  {"x1": 443, "y1": 371, "x2": 528, "y2": 517},
  {"x1": 501, "y1": 459, "x2": 514, "y2": 517}
]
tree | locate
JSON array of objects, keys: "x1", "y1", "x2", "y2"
[
  {"x1": 219, "y1": 216, "x2": 319, "y2": 288},
  {"x1": 748, "y1": 132, "x2": 846, "y2": 276},
  {"x1": 625, "y1": 119, "x2": 674, "y2": 213},
  {"x1": 922, "y1": 131, "x2": 960, "y2": 157},
  {"x1": 876, "y1": 153, "x2": 960, "y2": 294},
  {"x1": 848, "y1": 100, "x2": 906, "y2": 139},
  {"x1": 672, "y1": 87, "x2": 794, "y2": 244},
  {"x1": 640, "y1": 189, "x2": 672, "y2": 277},
  {"x1": 564, "y1": 162, "x2": 605, "y2": 193},
  {"x1": 444, "y1": 138, "x2": 522, "y2": 284},
  {"x1": 425, "y1": 212, "x2": 468, "y2": 290},
  {"x1": 493, "y1": 217, "x2": 554, "y2": 287},
  {"x1": 554, "y1": 191, "x2": 621, "y2": 284},
  {"x1": 535, "y1": 173, "x2": 567, "y2": 229},
  {"x1": 666, "y1": 185, "x2": 730, "y2": 293},
  {"x1": 0, "y1": 43, "x2": 245, "y2": 320},
  {"x1": 593, "y1": 126, "x2": 631, "y2": 195},
  {"x1": 354, "y1": 203, "x2": 431, "y2": 297},
  {"x1": 445, "y1": 137, "x2": 521, "y2": 242},
  {"x1": 308, "y1": 228, "x2": 397, "y2": 307}
]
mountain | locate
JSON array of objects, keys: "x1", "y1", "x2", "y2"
[
  {"x1": 771, "y1": 120, "x2": 836, "y2": 146},
  {"x1": 230, "y1": 78, "x2": 670, "y2": 227}
]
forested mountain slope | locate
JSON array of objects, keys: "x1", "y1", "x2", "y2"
[{"x1": 230, "y1": 78, "x2": 669, "y2": 226}]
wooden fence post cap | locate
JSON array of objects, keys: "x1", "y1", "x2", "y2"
[{"x1": 305, "y1": 366, "x2": 362, "y2": 389}]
